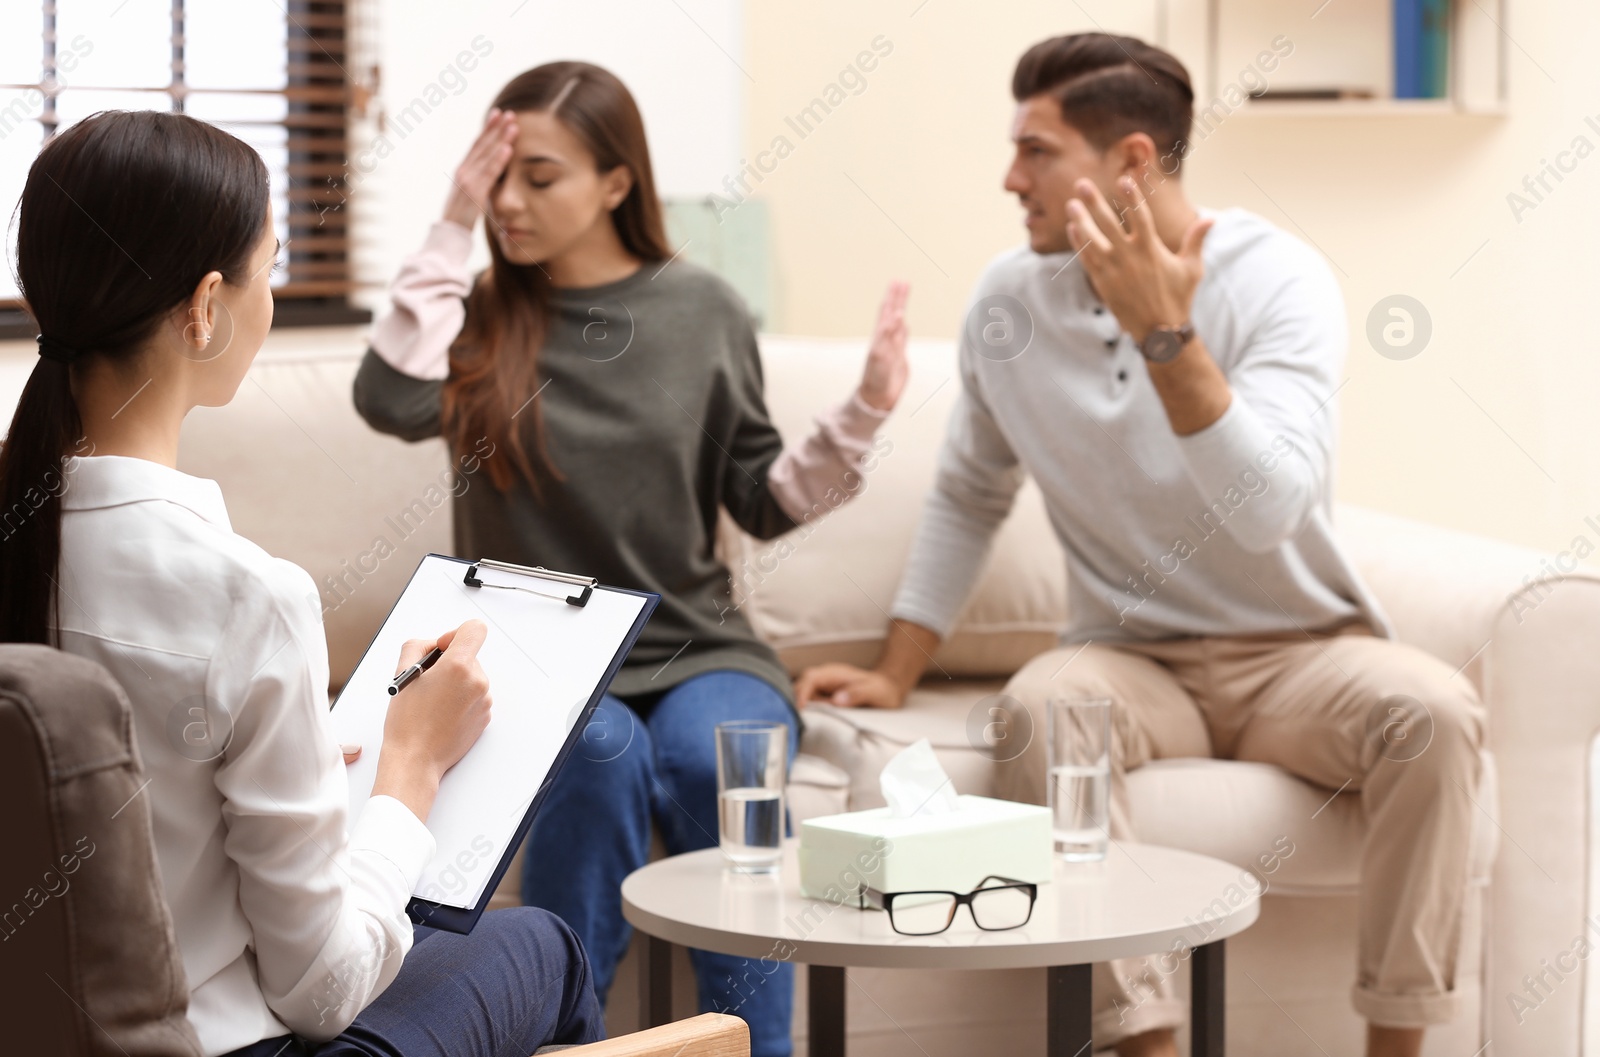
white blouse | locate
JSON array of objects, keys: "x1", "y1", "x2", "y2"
[{"x1": 56, "y1": 455, "x2": 436, "y2": 1056}]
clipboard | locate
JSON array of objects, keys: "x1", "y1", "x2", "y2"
[{"x1": 329, "y1": 553, "x2": 658, "y2": 934}]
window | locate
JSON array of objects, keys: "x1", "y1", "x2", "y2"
[{"x1": 0, "y1": 0, "x2": 371, "y2": 335}]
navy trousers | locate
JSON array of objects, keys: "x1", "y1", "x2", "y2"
[{"x1": 222, "y1": 906, "x2": 604, "y2": 1056}]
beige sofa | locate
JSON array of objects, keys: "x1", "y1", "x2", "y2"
[{"x1": 175, "y1": 332, "x2": 1600, "y2": 1056}]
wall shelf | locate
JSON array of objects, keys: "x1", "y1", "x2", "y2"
[
  {"x1": 1188, "y1": 0, "x2": 1509, "y2": 117},
  {"x1": 1235, "y1": 98, "x2": 1507, "y2": 118}
]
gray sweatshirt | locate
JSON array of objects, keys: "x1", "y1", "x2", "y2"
[
  {"x1": 354, "y1": 222, "x2": 886, "y2": 703},
  {"x1": 890, "y1": 208, "x2": 1391, "y2": 644}
]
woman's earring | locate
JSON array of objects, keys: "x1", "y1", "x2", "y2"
[{"x1": 182, "y1": 320, "x2": 212, "y2": 348}]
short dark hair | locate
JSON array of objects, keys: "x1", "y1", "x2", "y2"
[{"x1": 1012, "y1": 34, "x2": 1194, "y2": 171}]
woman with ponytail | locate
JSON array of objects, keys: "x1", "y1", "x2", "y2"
[
  {"x1": 354, "y1": 62, "x2": 910, "y2": 1057},
  {"x1": 0, "y1": 110, "x2": 601, "y2": 1056}
]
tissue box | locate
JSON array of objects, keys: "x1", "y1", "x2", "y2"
[{"x1": 798, "y1": 795, "x2": 1053, "y2": 901}]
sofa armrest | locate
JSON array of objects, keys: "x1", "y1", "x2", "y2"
[
  {"x1": 538, "y1": 1013, "x2": 749, "y2": 1057},
  {"x1": 1338, "y1": 503, "x2": 1600, "y2": 1051}
]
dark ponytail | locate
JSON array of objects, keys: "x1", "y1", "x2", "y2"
[{"x1": 0, "y1": 111, "x2": 269, "y2": 644}]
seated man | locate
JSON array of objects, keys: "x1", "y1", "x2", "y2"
[{"x1": 797, "y1": 32, "x2": 1483, "y2": 1057}]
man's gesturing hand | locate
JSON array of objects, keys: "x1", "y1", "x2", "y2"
[
  {"x1": 795, "y1": 662, "x2": 907, "y2": 710},
  {"x1": 1064, "y1": 175, "x2": 1213, "y2": 344}
]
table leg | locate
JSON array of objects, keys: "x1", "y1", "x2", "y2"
[
  {"x1": 639, "y1": 934, "x2": 673, "y2": 1029},
  {"x1": 808, "y1": 964, "x2": 846, "y2": 1057},
  {"x1": 1191, "y1": 940, "x2": 1225, "y2": 1057},
  {"x1": 1046, "y1": 964, "x2": 1093, "y2": 1056}
]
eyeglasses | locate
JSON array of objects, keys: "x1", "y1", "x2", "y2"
[{"x1": 856, "y1": 875, "x2": 1038, "y2": 936}]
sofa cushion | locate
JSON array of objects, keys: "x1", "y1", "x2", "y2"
[
  {"x1": 0, "y1": 645, "x2": 201, "y2": 1056},
  {"x1": 178, "y1": 337, "x2": 1068, "y2": 689},
  {"x1": 1124, "y1": 754, "x2": 1499, "y2": 893},
  {"x1": 722, "y1": 337, "x2": 1066, "y2": 679},
  {"x1": 797, "y1": 680, "x2": 1009, "y2": 810},
  {"x1": 787, "y1": 751, "x2": 852, "y2": 825}
]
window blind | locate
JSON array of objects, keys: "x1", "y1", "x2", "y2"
[{"x1": 0, "y1": 0, "x2": 371, "y2": 329}]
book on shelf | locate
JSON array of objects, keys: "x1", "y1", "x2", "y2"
[{"x1": 1394, "y1": 0, "x2": 1452, "y2": 99}]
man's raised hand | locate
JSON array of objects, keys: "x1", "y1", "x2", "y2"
[{"x1": 1064, "y1": 175, "x2": 1212, "y2": 343}]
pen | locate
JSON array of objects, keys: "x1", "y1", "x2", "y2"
[{"x1": 388, "y1": 646, "x2": 444, "y2": 697}]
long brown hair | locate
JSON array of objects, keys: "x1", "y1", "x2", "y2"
[
  {"x1": 444, "y1": 62, "x2": 671, "y2": 492},
  {"x1": 0, "y1": 111, "x2": 268, "y2": 645}
]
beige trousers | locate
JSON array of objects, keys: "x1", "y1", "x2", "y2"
[{"x1": 996, "y1": 624, "x2": 1485, "y2": 1046}]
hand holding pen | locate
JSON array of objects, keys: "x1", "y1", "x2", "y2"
[
  {"x1": 352, "y1": 621, "x2": 496, "y2": 823},
  {"x1": 341, "y1": 639, "x2": 453, "y2": 764},
  {"x1": 390, "y1": 646, "x2": 444, "y2": 696},
  {"x1": 340, "y1": 623, "x2": 494, "y2": 825}
]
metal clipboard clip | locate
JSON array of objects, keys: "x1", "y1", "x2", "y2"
[{"x1": 462, "y1": 558, "x2": 596, "y2": 608}]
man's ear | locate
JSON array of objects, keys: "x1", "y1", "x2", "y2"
[
  {"x1": 1110, "y1": 132, "x2": 1159, "y2": 186},
  {"x1": 602, "y1": 165, "x2": 634, "y2": 211}
]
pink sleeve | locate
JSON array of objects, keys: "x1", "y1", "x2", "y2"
[
  {"x1": 767, "y1": 391, "x2": 891, "y2": 524},
  {"x1": 369, "y1": 220, "x2": 475, "y2": 381}
]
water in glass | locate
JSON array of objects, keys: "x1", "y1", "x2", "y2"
[
  {"x1": 718, "y1": 786, "x2": 782, "y2": 870},
  {"x1": 1049, "y1": 762, "x2": 1109, "y2": 861}
]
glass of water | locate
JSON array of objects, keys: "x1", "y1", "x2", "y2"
[
  {"x1": 715, "y1": 720, "x2": 788, "y2": 874},
  {"x1": 1047, "y1": 696, "x2": 1111, "y2": 862}
]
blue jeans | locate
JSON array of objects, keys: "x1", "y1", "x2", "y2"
[
  {"x1": 521, "y1": 669, "x2": 798, "y2": 1057},
  {"x1": 222, "y1": 907, "x2": 604, "y2": 1056}
]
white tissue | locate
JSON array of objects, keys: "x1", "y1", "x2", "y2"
[{"x1": 880, "y1": 738, "x2": 960, "y2": 818}]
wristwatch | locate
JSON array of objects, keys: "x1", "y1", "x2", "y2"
[{"x1": 1138, "y1": 321, "x2": 1196, "y2": 364}]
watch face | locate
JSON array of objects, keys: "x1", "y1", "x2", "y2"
[{"x1": 1142, "y1": 329, "x2": 1183, "y2": 363}]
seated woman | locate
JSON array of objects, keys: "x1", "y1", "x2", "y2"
[
  {"x1": 0, "y1": 110, "x2": 602, "y2": 1057},
  {"x1": 353, "y1": 61, "x2": 909, "y2": 1057}
]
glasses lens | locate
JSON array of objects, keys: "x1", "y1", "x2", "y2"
[
  {"x1": 970, "y1": 885, "x2": 1033, "y2": 930},
  {"x1": 888, "y1": 892, "x2": 959, "y2": 935}
]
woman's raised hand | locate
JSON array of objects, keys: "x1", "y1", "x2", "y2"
[
  {"x1": 443, "y1": 109, "x2": 520, "y2": 230},
  {"x1": 857, "y1": 280, "x2": 911, "y2": 412}
]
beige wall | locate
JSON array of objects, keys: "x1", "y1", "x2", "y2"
[{"x1": 741, "y1": 0, "x2": 1600, "y2": 565}]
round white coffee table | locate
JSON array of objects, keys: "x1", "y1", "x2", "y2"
[{"x1": 621, "y1": 839, "x2": 1258, "y2": 1056}]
